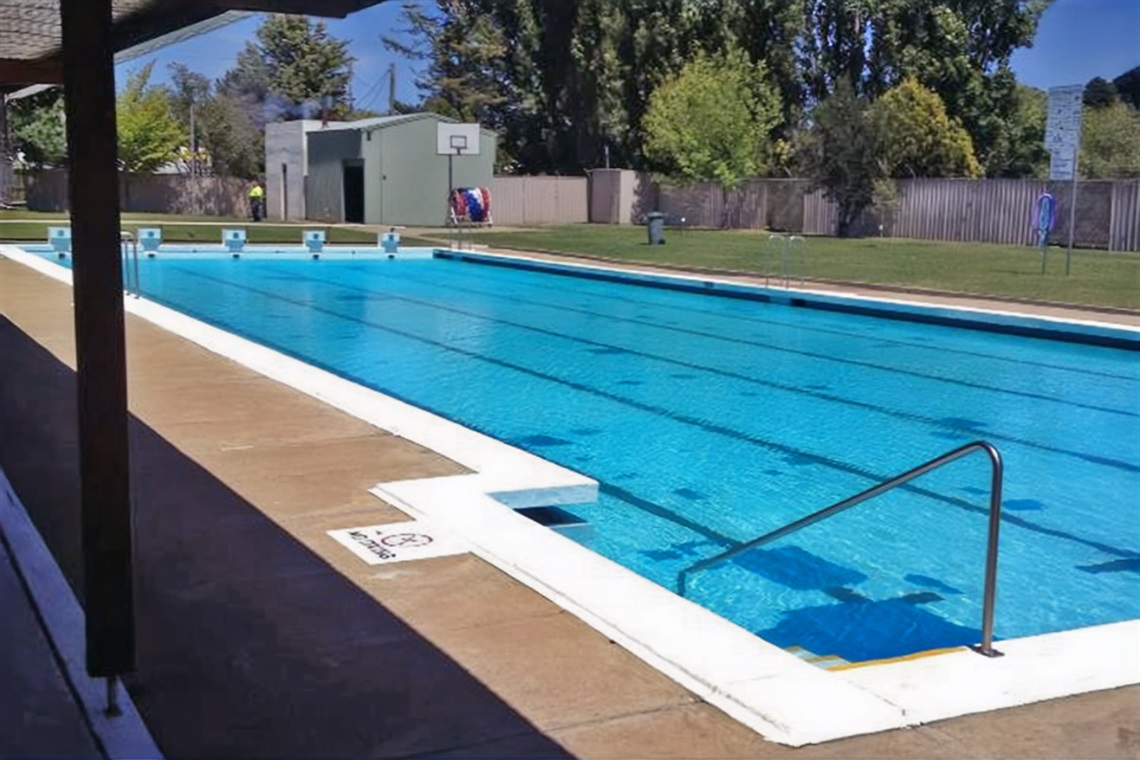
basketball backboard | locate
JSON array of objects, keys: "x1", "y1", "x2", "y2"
[{"x1": 437, "y1": 123, "x2": 481, "y2": 156}]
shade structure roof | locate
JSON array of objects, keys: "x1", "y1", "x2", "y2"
[{"x1": 0, "y1": 0, "x2": 387, "y2": 94}]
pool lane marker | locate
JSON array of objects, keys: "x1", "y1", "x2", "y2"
[{"x1": 327, "y1": 521, "x2": 468, "y2": 565}]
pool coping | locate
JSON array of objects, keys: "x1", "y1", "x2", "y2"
[{"x1": 4, "y1": 243, "x2": 1138, "y2": 747}]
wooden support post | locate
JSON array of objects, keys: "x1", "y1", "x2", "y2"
[{"x1": 60, "y1": 0, "x2": 135, "y2": 678}]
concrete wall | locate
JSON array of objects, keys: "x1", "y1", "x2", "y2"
[
  {"x1": 265, "y1": 120, "x2": 322, "y2": 221},
  {"x1": 24, "y1": 170, "x2": 249, "y2": 216},
  {"x1": 494, "y1": 176, "x2": 589, "y2": 225},
  {"x1": 304, "y1": 128, "x2": 362, "y2": 223},
  {"x1": 373, "y1": 118, "x2": 496, "y2": 226}
]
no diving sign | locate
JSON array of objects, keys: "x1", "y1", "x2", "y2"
[{"x1": 328, "y1": 521, "x2": 467, "y2": 565}]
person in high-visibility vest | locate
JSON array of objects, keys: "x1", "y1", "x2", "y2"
[{"x1": 248, "y1": 181, "x2": 265, "y2": 222}]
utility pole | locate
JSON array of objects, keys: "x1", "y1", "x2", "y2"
[
  {"x1": 189, "y1": 102, "x2": 197, "y2": 177},
  {"x1": 388, "y1": 64, "x2": 396, "y2": 115}
]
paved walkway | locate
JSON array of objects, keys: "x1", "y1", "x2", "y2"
[{"x1": 1, "y1": 254, "x2": 1138, "y2": 758}]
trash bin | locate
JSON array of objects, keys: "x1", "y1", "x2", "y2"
[{"x1": 647, "y1": 212, "x2": 666, "y2": 245}]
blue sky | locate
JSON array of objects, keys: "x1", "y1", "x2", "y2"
[{"x1": 116, "y1": 0, "x2": 1140, "y2": 103}]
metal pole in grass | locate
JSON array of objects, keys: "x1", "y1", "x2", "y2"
[
  {"x1": 1044, "y1": 85, "x2": 1084, "y2": 276},
  {"x1": 1065, "y1": 156, "x2": 1079, "y2": 276}
]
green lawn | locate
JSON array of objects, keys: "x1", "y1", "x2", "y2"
[
  {"x1": 462, "y1": 224, "x2": 1140, "y2": 311},
  {"x1": 0, "y1": 216, "x2": 437, "y2": 247},
  {"x1": 6, "y1": 215, "x2": 1137, "y2": 310}
]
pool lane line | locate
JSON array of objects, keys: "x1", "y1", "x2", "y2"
[
  {"x1": 270, "y1": 268, "x2": 1140, "y2": 473},
  {"x1": 160, "y1": 265, "x2": 1140, "y2": 563},
  {"x1": 322, "y1": 263, "x2": 1140, "y2": 418},
  {"x1": 419, "y1": 258, "x2": 1140, "y2": 382}
]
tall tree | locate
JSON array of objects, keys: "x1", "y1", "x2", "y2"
[
  {"x1": 1083, "y1": 76, "x2": 1119, "y2": 109},
  {"x1": 196, "y1": 94, "x2": 263, "y2": 178},
  {"x1": 799, "y1": 0, "x2": 1050, "y2": 174},
  {"x1": 643, "y1": 49, "x2": 782, "y2": 186},
  {"x1": 259, "y1": 14, "x2": 354, "y2": 118},
  {"x1": 1114, "y1": 66, "x2": 1140, "y2": 109},
  {"x1": 383, "y1": 2, "x2": 508, "y2": 124},
  {"x1": 116, "y1": 62, "x2": 185, "y2": 172},
  {"x1": 874, "y1": 78, "x2": 980, "y2": 177},
  {"x1": 218, "y1": 14, "x2": 354, "y2": 121},
  {"x1": 1080, "y1": 102, "x2": 1140, "y2": 179},
  {"x1": 983, "y1": 83, "x2": 1048, "y2": 179},
  {"x1": 799, "y1": 80, "x2": 885, "y2": 237},
  {"x1": 8, "y1": 88, "x2": 68, "y2": 168}
]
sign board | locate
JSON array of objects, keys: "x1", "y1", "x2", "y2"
[
  {"x1": 1049, "y1": 151, "x2": 1076, "y2": 181},
  {"x1": 1045, "y1": 85, "x2": 1084, "y2": 154},
  {"x1": 436, "y1": 123, "x2": 481, "y2": 156},
  {"x1": 327, "y1": 521, "x2": 467, "y2": 565}
]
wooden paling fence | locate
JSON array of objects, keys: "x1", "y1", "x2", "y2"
[{"x1": 18, "y1": 167, "x2": 1140, "y2": 251}]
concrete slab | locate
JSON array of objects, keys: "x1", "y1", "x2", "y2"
[
  {"x1": 426, "y1": 611, "x2": 697, "y2": 732},
  {"x1": 548, "y1": 702, "x2": 961, "y2": 759}
]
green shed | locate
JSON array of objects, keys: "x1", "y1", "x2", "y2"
[{"x1": 302, "y1": 113, "x2": 496, "y2": 227}]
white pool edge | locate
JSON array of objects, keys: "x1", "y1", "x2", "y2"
[{"x1": 4, "y1": 243, "x2": 1138, "y2": 747}]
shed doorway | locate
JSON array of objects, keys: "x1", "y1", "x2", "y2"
[{"x1": 343, "y1": 162, "x2": 364, "y2": 223}]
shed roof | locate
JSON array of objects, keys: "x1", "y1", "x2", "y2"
[{"x1": 316, "y1": 112, "x2": 495, "y2": 134}]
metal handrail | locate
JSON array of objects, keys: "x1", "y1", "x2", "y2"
[
  {"x1": 120, "y1": 231, "x2": 139, "y2": 298},
  {"x1": 786, "y1": 234, "x2": 805, "y2": 286},
  {"x1": 676, "y1": 441, "x2": 1005, "y2": 657},
  {"x1": 763, "y1": 233, "x2": 785, "y2": 287},
  {"x1": 764, "y1": 234, "x2": 806, "y2": 288}
]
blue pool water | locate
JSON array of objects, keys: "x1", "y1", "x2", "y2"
[{"x1": 28, "y1": 248, "x2": 1140, "y2": 662}]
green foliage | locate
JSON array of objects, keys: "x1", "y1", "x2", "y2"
[
  {"x1": 1115, "y1": 66, "x2": 1140, "y2": 109},
  {"x1": 159, "y1": 63, "x2": 263, "y2": 179},
  {"x1": 642, "y1": 50, "x2": 781, "y2": 187},
  {"x1": 216, "y1": 42, "x2": 272, "y2": 112},
  {"x1": 874, "y1": 79, "x2": 980, "y2": 178},
  {"x1": 116, "y1": 62, "x2": 185, "y2": 173},
  {"x1": 217, "y1": 14, "x2": 353, "y2": 122},
  {"x1": 1080, "y1": 102, "x2": 1140, "y2": 179},
  {"x1": 197, "y1": 94, "x2": 263, "y2": 179},
  {"x1": 384, "y1": 2, "x2": 508, "y2": 123},
  {"x1": 799, "y1": 80, "x2": 885, "y2": 237},
  {"x1": 1084, "y1": 77, "x2": 1119, "y2": 108},
  {"x1": 8, "y1": 88, "x2": 67, "y2": 168},
  {"x1": 984, "y1": 84, "x2": 1048, "y2": 179},
  {"x1": 391, "y1": 0, "x2": 1048, "y2": 176},
  {"x1": 256, "y1": 14, "x2": 354, "y2": 118}
]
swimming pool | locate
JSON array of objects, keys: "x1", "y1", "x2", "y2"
[{"x1": 20, "y1": 245, "x2": 1140, "y2": 665}]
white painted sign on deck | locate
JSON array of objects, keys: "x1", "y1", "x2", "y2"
[
  {"x1": 328, "y1": 521, "x2": 467, "y2": 565},
  {"x1": 1045, "y1": 85, "x2": 1084, "y2": 154}
]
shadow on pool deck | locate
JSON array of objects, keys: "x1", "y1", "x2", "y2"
[{"x1": 1, "y1": 255, "x2": 1139, "y2": 759}]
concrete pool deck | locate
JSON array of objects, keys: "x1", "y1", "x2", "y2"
[{"x1": 1, "y1": 251, "x2": 1139, "y2": 758}]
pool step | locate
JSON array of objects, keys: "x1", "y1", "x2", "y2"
[{"x1": 784, "y1": 644, "x2": 851, "y2": 670}]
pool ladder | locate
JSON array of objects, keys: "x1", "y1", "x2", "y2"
[
  {"x1": 120, "y1": 231, "x2": 140, "y2": 298},
  {"x1": 763, "y1": 233, "x2": 805, "y2": 288},
  {"x1": 676, "y1": 441, "x2": 1006, "y2": 658}
]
